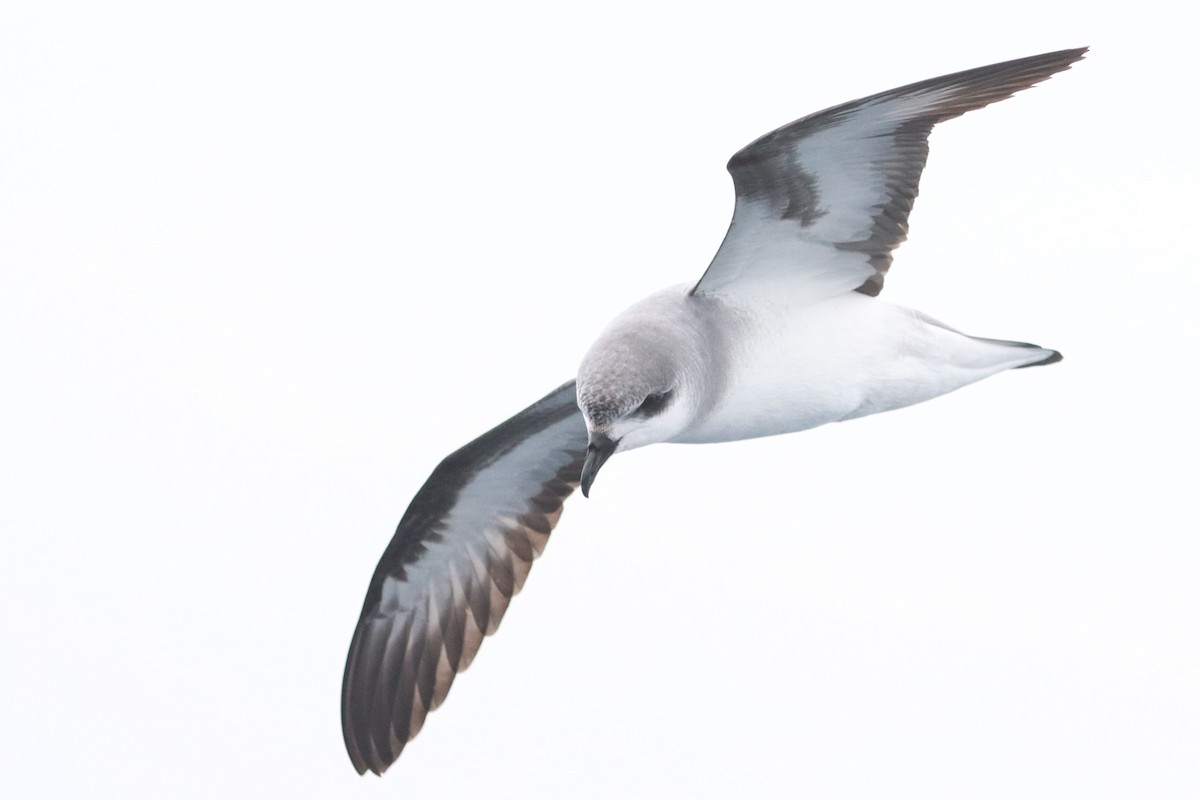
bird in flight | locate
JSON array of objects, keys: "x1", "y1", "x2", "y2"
[{"x1": 341, "y1": 47, "x2": 1085, "y2": 775}]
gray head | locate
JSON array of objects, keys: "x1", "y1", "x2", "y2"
[{"x1": 575, "y1": 289, "x2": 709, "y2": 496}]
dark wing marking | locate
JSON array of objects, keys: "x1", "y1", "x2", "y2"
[
  {"x1": 342, "y1": 381, "x2": 587, "y2": 775},
  {"x1": 691, "y1": 48, "x2": 1087, "y2": 300}
]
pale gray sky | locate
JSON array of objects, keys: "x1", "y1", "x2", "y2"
[{"x1": 2, "y1": 2, "x2": 1197, "y2": 798}]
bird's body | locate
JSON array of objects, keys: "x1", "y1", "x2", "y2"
[
  {"x1": 584, "y1": 285, "x2": 1057, "y2": 447},
  {"x1": 342, "y1": 47, "x2": 1085, "y2": 776}
]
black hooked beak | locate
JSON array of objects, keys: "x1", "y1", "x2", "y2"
[{"x1": 580, "y1": 433, "x2": 618, "y2": 498}]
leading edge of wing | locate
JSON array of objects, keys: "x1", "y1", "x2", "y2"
[{"x1": 341, "y1": 380, "x2": 587, "y2": 774}]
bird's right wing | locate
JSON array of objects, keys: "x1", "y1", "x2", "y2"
[
  {"x1": 341, "y1": 381, "x2": 587, "y2": 775},
  {"x1": 691, "y1": 48, "x2": 1086, "y2": 302}
]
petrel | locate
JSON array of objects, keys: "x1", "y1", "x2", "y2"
[{"x1": 342, "y1": 47, "x2": 1085, "y2": 775}]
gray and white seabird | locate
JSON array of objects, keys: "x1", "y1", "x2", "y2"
[{"x1": 342, "y1": 47, "x2": 1085, "y2": 775}]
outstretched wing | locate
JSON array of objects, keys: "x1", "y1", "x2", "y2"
[
  {"x1": 692, "y1": 47, "x2": 1086, "y2": 301},
  {"x1": 342, "y1": 381, "x2": 587, "y2": 775}
]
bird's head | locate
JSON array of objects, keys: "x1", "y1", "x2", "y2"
[{"x1": 575, "y1": 294, "x2": 703, "y2": 497}]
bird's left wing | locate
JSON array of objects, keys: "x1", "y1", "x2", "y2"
[
  {"x1": 342, "y1": 381, "x2": 587, "y2": 775},
  {"x1": 691, "y1": 48, "x2": 1086, "y2": 301}
]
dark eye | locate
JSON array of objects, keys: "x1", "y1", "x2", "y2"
[{"x1": 633, "y1": 390, "x2": 673, "y2": 418}]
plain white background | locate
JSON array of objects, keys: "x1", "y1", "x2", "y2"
[{"x1": 2, "y1": 2, "x2": 1197, "y2": 798}]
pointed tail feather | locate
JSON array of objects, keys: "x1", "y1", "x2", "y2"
[{"x1": 968, "y1": 335, "x2": 1063, "y2": 369}]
